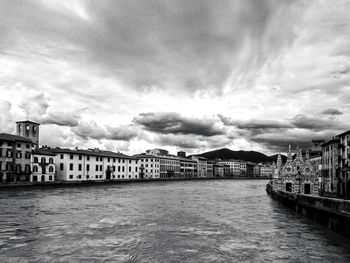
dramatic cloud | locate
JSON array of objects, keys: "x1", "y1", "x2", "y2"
[
  {"x1": 320, "y1": 108, "x2": 343, "y2": 116},
  {"x1": 1, "y1": 0, "x2": 350, "y2": 154},
  {"x1": 288, "y1": 114, "x2": 343, "y2": 131},
  {"x1": 133, "y1": 112, "x2": 224, "y2": 136},
  {"x1": 72, "y1": 121, "x2": 138, "y2": 141}
]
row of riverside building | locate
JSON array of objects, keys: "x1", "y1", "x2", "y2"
[{"x1": 0, "y1": 120, "x2": 275, "y2": 184}]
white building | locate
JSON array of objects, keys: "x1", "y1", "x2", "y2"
[
  {"x1": 31, "y1": 148, "x2": 56, "y2": 182},
  {"x1": 134, "y1": 154, "x2": 160, "y2": 179},
  {"x1": 191, "y1": 156, "x2": 207, "y2": 177},
  {"x1": 51, "y1": 148, "x2": 139, "y2": 181}
]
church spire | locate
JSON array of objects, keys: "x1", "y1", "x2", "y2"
[
  {"x1": 277, "y1": 152, "x2": 282, "y2": 169},
  {"x1": 287, "y1": 145, "x2": 292, "y2": 162}
]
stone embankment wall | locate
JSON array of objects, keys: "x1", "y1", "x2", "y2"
[{"x1": 266, "y1": 183, "x2": 350, "y2": 238}]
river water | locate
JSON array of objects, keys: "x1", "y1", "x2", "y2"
[{"x1": 0, "y1": 180, "x2": 349, "y2": 262}]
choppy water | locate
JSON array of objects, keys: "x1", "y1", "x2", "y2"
[{"x1": 0, "y1": 180, "x2": 349, "y2": 262}]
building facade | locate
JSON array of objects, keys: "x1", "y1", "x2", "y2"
[
  {"x1": 135, "y1": 154, "x2": 160, "y2": 179},
  {"x1": 0, "y1": 133, "x2": 34, "y2": 183},
  {"x1": 335, "y1": 130, "x2": 350, "y2": 199},
  {"x1": 273, "y1": 146, "x2": 318, "y2": 195},
  {"x1": 179, "y1": 157, "x2": 197, "y2": 178},
  {"x1": 52, "y1": 148, "x2": 139, "y2": 181},
  {"x1": 320, "y1": 138, "x2": 340, "y2": 196},
  {"x1": 191, "y1": 156, "x2": 207, "y2": 177},
  {"x1": 31, "y1": 148, "x2": 56, "y2": 182}
]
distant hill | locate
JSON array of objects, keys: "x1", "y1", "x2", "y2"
[
  {"x1": 197, "y1": 148, "x2": 273, "y2": 163},
  {"x1": 269, "y1": 154, "x2": 287, "y2": 164}
]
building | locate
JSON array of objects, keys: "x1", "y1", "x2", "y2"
[
  {"x1": 217, "y1": 160, "x2": 246, "y2": 176},
  {"x1": 16, "y1": 120, "x2": 40, "y2": 147},
  {"x1": 320, "y1": 138, "x2": 340, "y2": 196},
  {"x1": 191, "y1": 156, "x2": 207, "y2": 177},
  {"x1": 335, "y1": 130, "x2": 350, "y2": 199},
  {"x1": 52, "y1": 148, "x2": 139, "y2": 181},
  {"x1": 0, "y1": 133, "x2": 34, "y2": 183},
  {"x1": 134, "y1": 154, "x2": 160, "y2": 179},
  {"x1": 207, "y1": 160, "x2": 214, "y2": 178},
  {"x1": 273, "y1": 146, "x2": 318, "y2": 195},
  {"x1": 246, "y1": 162, "x2": 255, "y2": 177},
  {"x1": 179, "y1": 157, "x2": 197, "y2": 178},
  {"x1": 146, "y1": 149, "x2": 180, "y2": 178},
  {"x1": 259, "y1": 164, "x2": 273, "y2": 178},
  {"x1": 213, "y1": 162, "x2": 225, "y2": 177},
  {"x1": 31, "y1": 148, "x2": 56, "y2": 182}
]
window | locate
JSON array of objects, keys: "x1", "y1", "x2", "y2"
[
  {"x1": 87, "y1": 164, "x2": 90, "y2": 171},
  {"x1": 69, "y1": 175, "x2": 74, "y2": 179},
  {"x1": 60, "y1": 154, "x2": 64, "y2": 159},
  {"x1": 49, "y1": 176, "x2": 52, "y2": 181},
  {"x1": 122, "y1": 159, "x2": 125, "y2": 163},
  {"x1": 108, "y1": 158, "x2": 110, "y2": 162},
  {"x1": 118, "y1": 166, "x2": 120, "y2": 172},
  {"x1": 79, "y1": 155, "x2": 82, "y2": 160},
  {"x1": 99, "y1": 175, "x2": 102, "y2": 178},
  {"x1": 49, "y1": 158, "x2": 54, "y2": 164},
  {"x1": 113, "y1": 158, "x2": 115, "y2": 162},
  {"x1": 100, "y1": 165, "x2": 102, "y2": 171},
  {"x1": 25, "y1": 152, "x2": 31, "y2": 159},
  {"x1": 17, "y1": 143, "x2": 21, "y2": 148},
  {"x1": 95, "y1": 175, "x2": 98, "y2": 179},
  {"x1": 129, "y1": 175, "x2": 131, "y2": 178},
  {"x1": 60, "y1": 163, "x2": 64, "y2": 170},
  {"x1": 96, "y1": 157, "x2": 99, "y2": 161},
  {"x1": 16, "y1": 151, "x2": 22, "y2": 159},
  {"x1": 87, "y1": 175, "x2": 90, "y2": 179},
  {"x1": 129, "y1": 160, "x2": 131, "y2": 164},
  {"x1": 113, "y1": 166, "x2": 116, "y2": 172},
  {"x1": 49, "y1": 166, "x2": 54, "y2": 173},
  {"x1": 26, "y1": 144, "x2": 30, "y2": 149},
  {"x1": 78, "y1": 175, "x2": 82, "y2": 179},
  {"x1": 129, "y1": 167, "x2": 131, "y2": 172},
  {"x1": 33, "y1": 166, "x2": 38, "y2": 172},
  {"x1": 87, "y1": 156, "x2": 90, "y2": 161},
  {"x1": 69, "y1": 163, "x2": 73, "y2": 170},
  {"x1": 135, "y1": 167, "x2": 138, "y2": 172},
  {"x1": 96, "y1": 165, "x2": 99, "y2": 171},
  {"x1": 41, "y1": 157, "x2": 46, "y2": 164},
  {"x1": 34, "y1": 157, "x2": 38, "y2": 163},
  {"x1": 122, "y1": 166, "x2": 125, "y2": 172},
  {"x1": 78, "y1": 164, "x2": 82, "y2": 171},
  {"x1": 70, "y1": 154, "x2": 73, "y2": 160}
]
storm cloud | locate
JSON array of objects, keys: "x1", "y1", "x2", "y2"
[
  {"x1": 133, "y1": 112, "x2": 224, "y2": 136},
  {"x1": 1, "y1": 0, "x2": 350, "y2": 154}
]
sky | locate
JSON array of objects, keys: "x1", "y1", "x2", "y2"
[{"x1": 1, "y1": 0, "x2": 350, "y2": 156}]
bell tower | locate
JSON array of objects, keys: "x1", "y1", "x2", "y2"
[{"x1": 16, "y1": 120, "x2": 40, "y2": 147}]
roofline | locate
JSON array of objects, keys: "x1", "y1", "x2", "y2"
[
  {"x1": 16, "y1": 120, "x2": 40, "y2": 125},
  {"x1": 336, "y1": 129, "x2": 350, "y2": 138}
]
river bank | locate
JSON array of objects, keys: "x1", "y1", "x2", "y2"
[
  {"x1": 0, "y1": 176, "x2": 270, "y2": 190},
  {"x1": 266, "y1": 182, "x2": 350, "y2": 238}
]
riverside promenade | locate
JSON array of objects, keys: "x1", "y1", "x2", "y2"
[{"x1": 266, "y1": 182, "x2": 350, "y2": 238}]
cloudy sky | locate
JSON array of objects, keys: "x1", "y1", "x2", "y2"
[{"x1": 1, "y1": 0, "x2": 350, "y2": 156}]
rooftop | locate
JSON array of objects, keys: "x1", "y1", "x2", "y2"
[
  {"x1": 0, "y1": 133, "x2": 33, "y2": 143},
  {"x1": 16, "y1": 120, "x2": 40, "y2": 125},
  {"x1": 51, "y1": 147, "x2": 137, "y2": 159}
]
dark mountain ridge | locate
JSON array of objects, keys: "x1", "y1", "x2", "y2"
[{"x1": 197, "y1": 148, "x2": 278, "y2": 164}]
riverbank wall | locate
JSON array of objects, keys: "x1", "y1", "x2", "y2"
[
  {"x1": 0, "y1": 176, "x2": 270, "y2": 190},
  {"x1": 266, "y1": 182, "x2": 350, "y2": 238}
]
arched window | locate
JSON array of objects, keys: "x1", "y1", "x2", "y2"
[
  {"x1": 33, "y1": 166, "x2": 38, "y2": 173},
  {"x1": 34, "y1": 157, "x2": 38, "y2": 163},
  {"x1": 49, "y1": 158, "x2": 54, "y2": 164},
  {"x1": 49, "y1": 166, "x2": 54, "y2": 173},
  {"x1": 41, "y1": 157, "x2": 46, "y2": 164}
]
